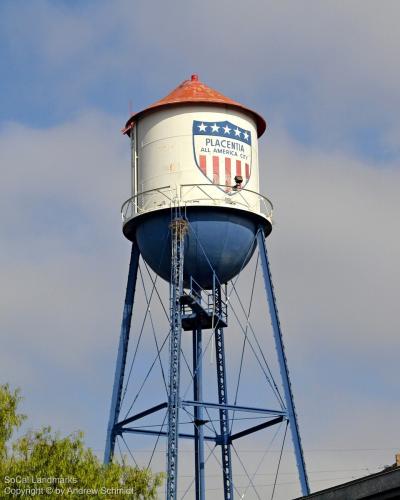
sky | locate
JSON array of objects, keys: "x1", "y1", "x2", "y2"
[{"x1": 1, "y1": 1, "x2": 400, "y2": 499}]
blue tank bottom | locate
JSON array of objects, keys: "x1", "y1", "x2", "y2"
[{"x1": 123, "y1": 207, "x2": 271, "y2": 289}]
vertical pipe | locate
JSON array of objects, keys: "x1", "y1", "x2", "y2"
[
  {"x1": 193, "y1": 328, "x2": 205, "y2": 500},
  {"x1": 166, "y1": 215, "x2": 187, "y2": 500},
  {"x1": 130, "y1": 126, "x2": 134, "y2": 204},
  {"x1": 214, "y1": 285, "x2": 234, "y2": 500},
  {"x1": 256, "y1": 230, "x2": 310, "y2": 496},
  {"x1": 132, "y1": 124, "x2": 138, "y2": 202},
  {"x1": 104, "y1": 244, "x2": 140, "y2": 463}
]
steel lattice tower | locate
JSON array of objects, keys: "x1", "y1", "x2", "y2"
[{"x1": 104, "y1": 75, "x2": 310, "y2": 499}]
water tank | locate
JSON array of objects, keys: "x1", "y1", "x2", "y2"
[{"x1": 121, "y1": 75, "x2": 272, "y2": 289}]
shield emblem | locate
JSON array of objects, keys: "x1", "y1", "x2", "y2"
[{"x1": 192, "y1": 120, "x2": 252, "y2": 194}]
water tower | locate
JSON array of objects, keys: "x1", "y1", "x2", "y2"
[{"x1": 104, "y1": 75, "x2": 310, "y2": 499}]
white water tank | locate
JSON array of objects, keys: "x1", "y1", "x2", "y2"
[{"x1": 121, "y1": 75, "x2": 273, "y2": 288}]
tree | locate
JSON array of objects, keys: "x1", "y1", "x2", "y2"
[
  {"x1": 0, "y1": 384, "x2": 164, "y2": 499},
  {"x1": 0, "y1": 384, "x2": 26, "y2": 460}
]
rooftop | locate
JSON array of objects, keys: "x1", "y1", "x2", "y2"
[{"x1": 123, "y1": 74, "x2": 266, "y2": 137}]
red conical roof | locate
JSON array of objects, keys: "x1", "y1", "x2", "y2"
[{"x1": 123, "y1": 74, "x2": 266, "y2": 137}]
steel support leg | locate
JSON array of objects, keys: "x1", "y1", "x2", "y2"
[
  {"x1": 193, "y1": 328, "x2": 205, "y2": 500},
  {"x1": 214, "y1": 285, "x2": 234, "y2": 500},
  {"x1": 256, "y1": 230, "x2": 310, "y2": 496},
  {"x1": 104, "y1": 244, "x2": 140, "y2": 464},
  {"x1": 166, "y1": 216, "x2": 187, "y2": 500}
]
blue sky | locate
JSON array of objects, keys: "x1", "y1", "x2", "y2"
[{"x1": 1, "y1": 1, "x2": 400, "y2": 499}]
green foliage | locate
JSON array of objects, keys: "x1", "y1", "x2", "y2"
[
  {"x1": 0, "y1": 385, "x2": 164, "y2": 499},
  {"x1": 0, "y1": 384, "x2": 26, "y2": 460}
]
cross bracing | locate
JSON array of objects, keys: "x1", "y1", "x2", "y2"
[{"x1": 105, "y1": 219, "x2": 309, "y2": 499}]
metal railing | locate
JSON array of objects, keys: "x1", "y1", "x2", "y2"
[{"x1": 121, "y1": 184, "x2": 273, "y2": 223}]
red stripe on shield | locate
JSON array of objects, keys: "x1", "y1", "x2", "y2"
[
  {"x1": 225, "y1": 158, "x2": 231, "y2": 188},
  {"x1": 245, "y1": 163, "x2": 250, "y2": 180},
  {"x1": 236, "y1": 160, "x2": 242, "y2": 177},
  {"x1": 213, "y1": 156, "x2": 219, "y2": 184},
  {"x1": 199, "y1": 155, "x2": 207, "y2": 175}
]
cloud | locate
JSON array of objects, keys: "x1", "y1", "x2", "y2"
[
  {"x1": 0, "y1": 111, "x2": 131, "y2": 443},
  {"x1": 264, "y1": 128, "x2": 400, "y2": 350},
  {"x1": 2, "y1": 0, "x2": 400, "y2": 159},
  {"x1": 1, "y1": 108, "x2": 399, "y2": 498},
  {"x1": 257, "y1": 129, "x2": 400, "y2": 494}
]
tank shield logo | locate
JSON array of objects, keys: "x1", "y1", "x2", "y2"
[{"x1": 192, "y1": 120, "x2": 252, "y2": 194}]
